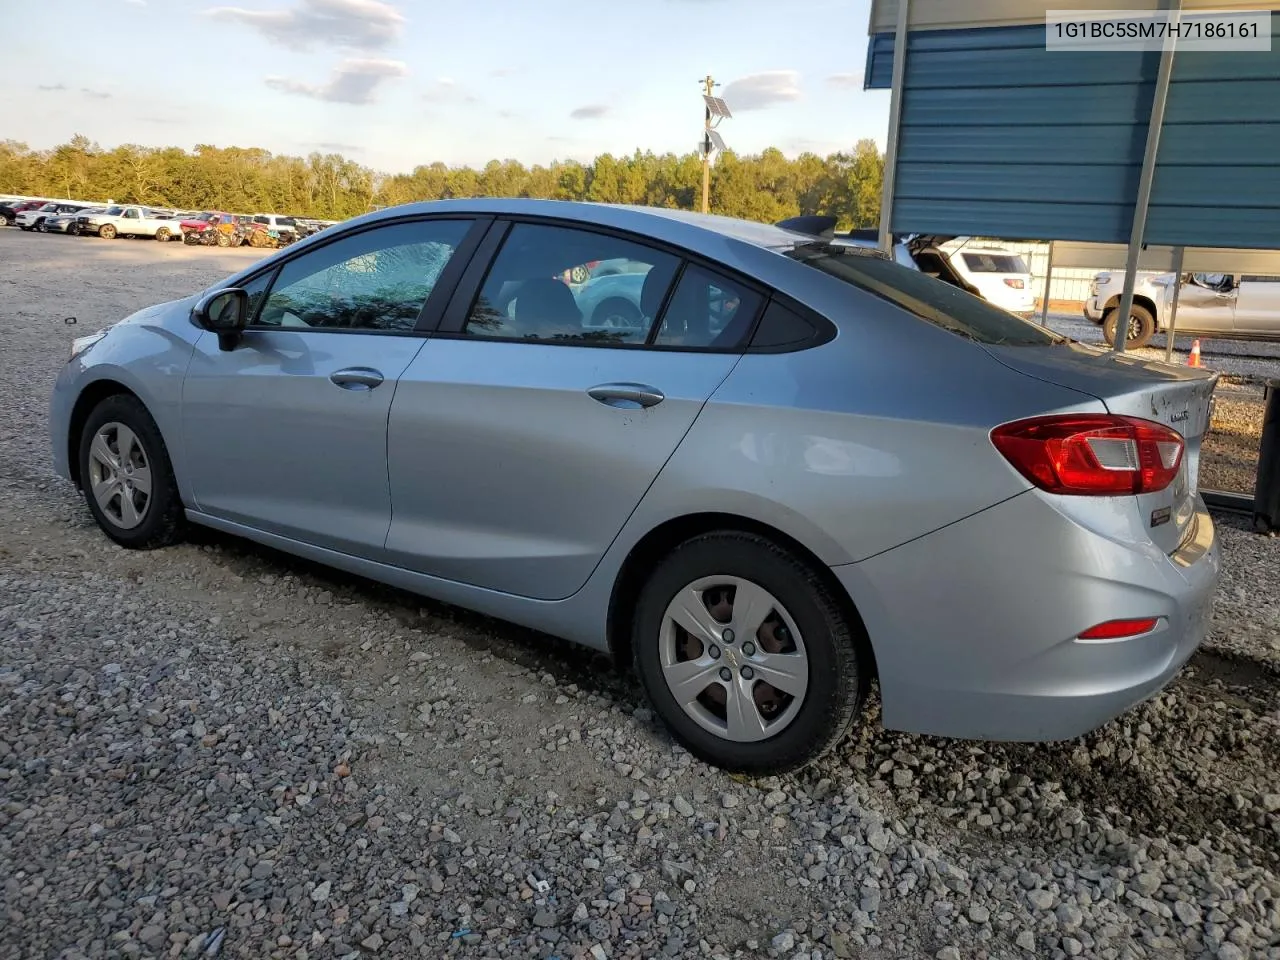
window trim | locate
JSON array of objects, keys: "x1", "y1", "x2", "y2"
[
  {"x1": 747, "y1": 292, "x2": 838, "y2": 354},
  {"x1": 432, "y1": 214, "x2": 772, "y2": 354},
  {"x1": 226, "y1": 214, "x2": 493, "y2": 337}
]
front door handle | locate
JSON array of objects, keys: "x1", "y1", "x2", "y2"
[
  {"x1": 330, "y1": 367, "x2": 384, "y2": 390},
  {"x1": 587, "y1": 382, "x2": 665, "y2": 409}
]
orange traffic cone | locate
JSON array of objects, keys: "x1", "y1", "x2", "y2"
[{"x1": 1187, "y1": 339, "x2": 1202, "y2": 367}]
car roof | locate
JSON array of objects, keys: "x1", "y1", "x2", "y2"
[{"x1": 324, "y1": 198, "x2": 819, "y2": 258}]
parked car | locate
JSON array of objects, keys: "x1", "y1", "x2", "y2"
[
  {"x1": 16, "y1": 202, "x2": 91, "y2": 231},
  {"x1": 251, "y1": 214, "x2": 299, "y2": 242},
  {"x1": 943, "y1": 245, "x2": 1036, "y2": 316},
  {"x1": 180, "y1": 212, "x2": 238, "y2": 246},
  {"x1": 44, "y1": 206, "x2": 107, "y2": 235},
  {"x1": 49, "y1": 198, "x2": 1219, "y2": 774},
  {"x1": 1, "y1": 199, "x2": 50, "y2": 226},
  {"x1": 77, "y1": 205, "x2": 183, "y2": 241},
  {"x1": 1090, "y1": 270, "x2": 1280, "y2": 347}
]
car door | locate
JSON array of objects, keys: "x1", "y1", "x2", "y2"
[
  {"x1": 1231, "y1": 275, "x2": 1280, "y2": 336},
  {"x1": 181, "y1": 216, "x2": 481, "y2": 558},
  {"x1": 384, "y1": 219, "x2": 765, "y2": 601},
  {"x1": 1174, "y1": 273, "x2": 1237, "y2": 336}
]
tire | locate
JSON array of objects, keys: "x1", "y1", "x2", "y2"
[
  {"x1": 632, "y1": 531, "x2": 866, "y2": 775},
  {"x1": 155, "y1": 227, "x2": 170, "y2": 242},
  {"x1": 0, "y1": 215, "x2": 11, "y2": 226},
  {"x1": 215, "y1": 231, "x2": 231, "y2": 247},
  {"x1": 77, "y1": 394, "x2": 185, "y2": 550},
  {"x1": 68, "y1": 223, "x2": 81, "y2": 236},
  {"x1": 1102, "y1": 304, "x2": 1156, "y2": 349},
  {"x1": 591, "y1": 298, "x2": 642, "y2": 330},
  {"x1": 99, "y1": 224, "x2": 117, "y2": 240},
  {"x1": 184, "y1": 233, "x2": 197, "y2": 245},
  {"x1": 35, "y1": 218, "x2": 47, "y2": 233}
]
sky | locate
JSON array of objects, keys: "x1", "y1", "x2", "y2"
[{"x1": 1, "y1": 0, "x2": 890, "y2": 174}]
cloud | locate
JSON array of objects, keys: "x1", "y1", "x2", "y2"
[
  {"x1": 721, "y1": 71, "x2": 802, "y2": 111},
  {"x1": 206, "y1": 0, "x2": 406, "y2": 52},
  {"x1": 315, "y1": 141, "x2": 363, "y2": 152},
  {"x1": 826, "y1": 73, "x2": 862, "y2": 88},
  {"x1": 37, "y1": 83, "x2": 68, "y2": 92},
  {"x1": 570, "y1": 104, "x2": 609, "y2": 120},
  {"x1": 124, "y1": 0, "x2": 146, "y2": 5},
  {"x1": 82, "y1": 88, "x2": 112, "y2": 99},
  {"x1": 422, "y1": 78, "x2": 478, "y2": 105},
  {"x1": 266, "y1": 58, "x2": 407, "y2": 104}
]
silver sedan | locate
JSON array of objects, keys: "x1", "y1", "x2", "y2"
[{"x1": 48, "y1": 199, "x2": 1220, "y2": 774}]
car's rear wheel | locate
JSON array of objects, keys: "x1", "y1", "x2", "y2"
[
  {"x1": 632, "y1": 531, "x2": 866, "y2": 775},
  {"x1": 1102, "y1": 304, "x2": 1156, "y2": 349},
  {"x1": 78, "y1": 394, "x2": 185, "y2": 550},
  {"x1": 155, "y1": 227, "x2": 171, "y2": 242},
  {"x1": 99, "y1": 224, "x2": 117, "y2": 240}
]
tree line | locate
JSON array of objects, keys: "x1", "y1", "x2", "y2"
[{"x1": 0, "y1": 136, "x2": 884, "y2": 228}]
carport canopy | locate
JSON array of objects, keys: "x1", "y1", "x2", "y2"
[{"x1": 864, "y1": 0, "x2": 1280, "y2": 249}]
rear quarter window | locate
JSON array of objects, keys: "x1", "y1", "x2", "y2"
[
  {"x1": 786, "y1": 245, "x2": 1065, "y2": 347},
  {"x1": 961, "y1": 252, "x2": 1029, "y2": 274}
]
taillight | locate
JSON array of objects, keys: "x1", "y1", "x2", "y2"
[
  {"x1": 1003, "y1": 278, "x2": 1026, "y2": 289},
  {"x1": 991, "y1": 414, "x2": 1184, "y2": 496}
]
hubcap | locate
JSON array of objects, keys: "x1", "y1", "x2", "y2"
[
  {"x1": 659, "y1": 575, "x2": 809, "y2": 743},
  {"x1": 87, "y1": 422, "x2": 152, "y2": 530}
]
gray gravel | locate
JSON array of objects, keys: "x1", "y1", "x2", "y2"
[{"x1": 3, "y1": 230, "x2": 1280, "y2": 959}]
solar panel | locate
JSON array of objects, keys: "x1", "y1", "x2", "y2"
[
  {"x1": 703, "y1": 94, "x2": 732, "y2": 119},
  {"x1": 706, "y1": 129, "x2": 727, "y2": 152}
]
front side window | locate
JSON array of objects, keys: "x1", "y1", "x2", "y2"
[
  {"x1": 254, "y1": 219, "x2": 471, "y2": 332},
  {"x1": 123, "y1": 209, "x2": 140, "y2": 220},
  {"x1": 462, "y1": 223, "x2": 679, "y2": 345}
]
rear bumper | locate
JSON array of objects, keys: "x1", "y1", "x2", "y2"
[{"x1": 834, "y1": 491, "x2": 1219, "y2": 742}]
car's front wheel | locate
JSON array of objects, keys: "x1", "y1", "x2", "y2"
[
  {"x1": 99, "y1": 224, "x2": 117, "y2": 240},
  {"x1": 78, "y1": 394, "x2": 185, "y2": 550},
  {"x1": 155, "y1": 227, "x2": 171, "y2": 242},
  {"x1": 633, "y1": 531, "x2": 866, "y2": 775}
]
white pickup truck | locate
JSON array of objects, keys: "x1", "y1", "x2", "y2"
[{"x1": 76, "y1": 205, "x2": 183, "y2": 241}]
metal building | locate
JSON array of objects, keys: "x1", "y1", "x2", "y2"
[{"x1": 864, "y1": 0, "x2": 1280, "y2": 249}]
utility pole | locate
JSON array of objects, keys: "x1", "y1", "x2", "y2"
[{"x1": 701, "y1": 75, "x2": 715, "y2": 214}]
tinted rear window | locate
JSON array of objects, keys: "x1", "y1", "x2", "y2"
[
  {"x1": 961, "y1": 252, "x2": 1029, "y2": 274},
  {"x1": 784, "y1": 245, "x2": 1065, "y2": 346}
]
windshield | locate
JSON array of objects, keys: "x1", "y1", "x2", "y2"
[
  {"x1": 961, "y1": 252, "x2": 1029, "y2": 274},
  {"x1": 103, "y1": 206, "x2": 124, "y2": 216},
  {"x1": 784, "y1": 244, "x2": 1067, "y2": 347},
  {"x1": 38, "y1": 203, "x2": 59, "y2": 212}
]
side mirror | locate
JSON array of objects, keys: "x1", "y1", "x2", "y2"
[{"x1": 194, "y1": 288, "x2": 249, "y2": 351}]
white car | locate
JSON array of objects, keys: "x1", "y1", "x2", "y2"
[
  {"x1": 944, "y1": 246, "x2": 1036, "y2": 316},
  {"x1": 1086, "y1": 270, "x2": 1280, "y2": 347},
  {"x1": 16, "y1": 202, "x2": 90, "y2": 232}
]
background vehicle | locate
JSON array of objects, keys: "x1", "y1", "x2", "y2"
[
  {"x1": 44, "y1": 207, "x2": 107, "y2": 235},
  {"x1": 942, "y1": 244, "x2": 1036, "y2": 316},
  {"x1": 1093, "y1": 270, "x2": 1280, "y2": 347},
  {"x1": 180, "y1": 212, "x2": 238, "y2": 246},
  {"x1": 49, "y1": 198, "x2": 1219, "y2": 775},
  {"x1": 251, "y1": 214, "x2": 299, "y2": 242},
  {"x1": 1, "y1": 199, "x2": 49, "y2": 226},
  {"x1": 77, "y1": 205, "x2": 183, "y2": 240},
  {"x1": 16, "y1": 202, "x2": 90, "y2": 232}
]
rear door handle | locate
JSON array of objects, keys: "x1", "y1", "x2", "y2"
[
  {"x1": 330, "y1": 367, "x2": 384, "y2": 390},
  {"x1": 587, "y1": 382, "x2": 665, "y2": 409}
]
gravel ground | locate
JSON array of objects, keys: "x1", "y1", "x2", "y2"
[{"x1": 3, "y1": 229, "x2": 1280, "y2": 960}]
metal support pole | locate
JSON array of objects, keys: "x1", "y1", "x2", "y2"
[
  {"x1": 1114, "y1": 0, "x2": 1181, "y2": 353},
  {"x1": 877, "y1": 0, "x2": 909, "y2": 253},
  {"x1": 1255, "y1": 378, "x2": 1280, "y2": 533},
  {"x1": 1164, "y1": 245, "x2": 1185, "y2": 363},
  {"x1": 1040, "y1": 240, "x2": 1055, "y2": 326}
]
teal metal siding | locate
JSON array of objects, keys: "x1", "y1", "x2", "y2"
[{"x1": 865, "y1": 23, "x2": 1280, "y2": 248}]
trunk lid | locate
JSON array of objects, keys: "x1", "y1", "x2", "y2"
[{"x1": 984, "y1": 341, "x2": 1218, "y2": 555}]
